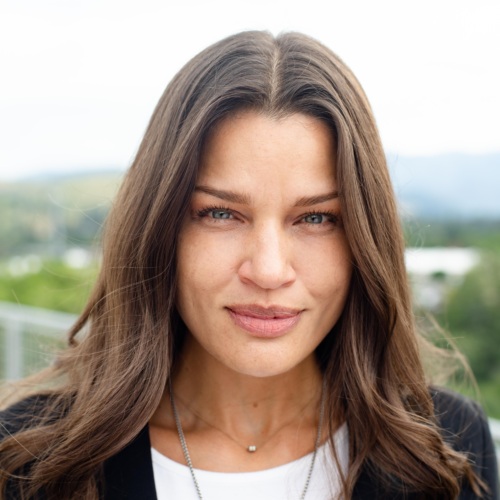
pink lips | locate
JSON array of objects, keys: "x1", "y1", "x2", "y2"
[{"x1": 227, "y1": 305, "x2": 302, "y2": 338}]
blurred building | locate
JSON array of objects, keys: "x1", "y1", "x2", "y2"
[{"x1": 405, "y1": 247, "x2": 480, "y2": 311}]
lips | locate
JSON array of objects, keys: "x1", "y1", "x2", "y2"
[{"x1": 226, "y1": 305, "x2": 302, "y2": 338}]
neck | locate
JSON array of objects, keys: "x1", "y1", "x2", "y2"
[{"x1": 169, "y1": 336, "x2": 324, "y2": 440}]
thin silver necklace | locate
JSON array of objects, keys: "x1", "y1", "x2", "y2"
[
  {"x1": 174, "y1": 391, "x2": 319, "y2": 453},
  {"x1": 168, "y1": 379, "x2": 326, "y2": 500}
]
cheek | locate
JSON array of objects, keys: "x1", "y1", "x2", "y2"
[
  {"x1": 176, "y1": 229, "x2": 238, "y2": 297},
  {"x1": 298, "y1": 239, "x2": 352, "y2": 298}
]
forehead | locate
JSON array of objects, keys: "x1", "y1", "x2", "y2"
[{"x1": 197, "y1": 111, "x2": 337, "y2": 194}]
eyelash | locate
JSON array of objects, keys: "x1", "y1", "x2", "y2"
[
  {"x1": 195, "y1": 205, "x2": 234, "y2": 219},
  {"x1": 302, "y1": 210, "x2": 339, "y2": 225},
  {"x1": 195, "y1": 205, "x2": 340, "y2": 226}
]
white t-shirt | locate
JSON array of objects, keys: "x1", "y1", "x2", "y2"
[{"x1": 152, "y1": 423, "x2": 348, "y2": 500}]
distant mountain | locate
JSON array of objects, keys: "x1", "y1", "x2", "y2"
[{"x1": 388, "y1": 153, "x2": 500, "y2": 219}]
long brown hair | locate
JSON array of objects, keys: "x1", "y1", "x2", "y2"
[{"x1": 0, "y1": 31, "x2": 484, "y2": 498}]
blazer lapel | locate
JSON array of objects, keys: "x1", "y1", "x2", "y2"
[{"x1": 103, "y1": 426, "x2": 157, "y2": 500}]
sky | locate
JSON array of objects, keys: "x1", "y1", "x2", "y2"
[{"x1": 0, "y1": 0, "x2": 499, "y2": 181}]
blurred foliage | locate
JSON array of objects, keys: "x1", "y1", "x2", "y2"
[
  {"x1": 0, "y1": 173, "x2": 118, "y2": 312},
  {"x1": 0, "y1": 260, "x2": 98, "y2": 314},
  {"x1": 445, "y1": 254, "x2": 500, "y2": 356},
  {"x1": 0, "y1": 173, "x2": 121, "y2": 257},
  {"x1": 441, "y1": 253, "x2": 500, "y2": 378}
]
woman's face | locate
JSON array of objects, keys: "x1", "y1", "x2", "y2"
[{"x1": 176, "y1": 111, "x2": 352, "y2": 378}]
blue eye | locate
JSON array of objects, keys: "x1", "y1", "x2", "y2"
[
  {"x1": 301, "y1": 212, "x2": 339, "y2": 228},
  {"x1": 196, "y1": 206, "x2": 235, "y2": 220},
  {"x1": 304, "y1": 213, "x2": 326, "y2": 224},
  {"x1": 210, "y1": 209, "x2": 232, "y2": 219}
]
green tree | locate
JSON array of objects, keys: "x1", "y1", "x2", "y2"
[
  {"x1": 0, "y1": 260, "x2": 97, "y2": 314},
  {"x1": 443, "y1": 253, "x2": 500, "y2": 383}
]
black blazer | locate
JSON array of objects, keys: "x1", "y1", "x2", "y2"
[{"x1": 1, "y1": 389, "x2": 498, "y2": 499}]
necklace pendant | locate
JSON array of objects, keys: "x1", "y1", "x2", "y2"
[{"x1": 247, "y1": 445, "x2": 257, "y2": 453}]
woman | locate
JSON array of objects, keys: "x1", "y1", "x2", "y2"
[{"x1": 0, "y1": 31, "x2": 497, "y2": 499}]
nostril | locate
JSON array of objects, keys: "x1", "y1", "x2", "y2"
[{"x1": 237, "y1": 246, "x2": 295, "y2": 290}]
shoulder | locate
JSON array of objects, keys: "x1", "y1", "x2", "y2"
[
  {"x1": 0, "y1": 394, "x2": 51, "y2": 438},
  {"x1": 0, "y1": 395, "x2": 55, "y2": 498},
  {"x1": 431, "y1": 387, "x2": 499, "y2": 499},
  {"x1": 431, "y1": 386, "x2": 492, "y2": 449},
  {"x1": 353, "y1": 388, "x2": 499, "y2": 499},
  {"x1": 0, "y1": 395, "x2": 156, "y2": 499}
]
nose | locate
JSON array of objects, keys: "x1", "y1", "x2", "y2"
[{"x1": 238, "y1": 222, "x2": 296, "y2": 290}]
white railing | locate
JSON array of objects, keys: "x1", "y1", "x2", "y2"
[
  {"x1": 0, "y1": 301, "x2": 75, "y2": 379},
  {"x1": 0, "y1": 300, "x2": 499, "y2": 464}
]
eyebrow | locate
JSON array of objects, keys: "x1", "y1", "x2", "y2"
[
  {"x1": 195, "y1": 185, "x2": 251, "y2": 204},
  {"x1": 194, "y1": 185, "x2": 339, "y2": 207},
  {"x1": 294, "y1": 191, "x2": 339, "y2": 207}
]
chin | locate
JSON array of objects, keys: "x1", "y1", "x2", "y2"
[{"x1": 221, "y1": 353, "x2": 312, "y2": 379}]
